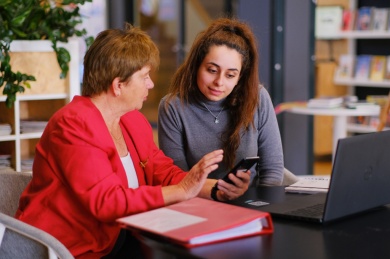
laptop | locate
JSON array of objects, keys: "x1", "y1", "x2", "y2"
[{"x1": 229, "y1": 130, "x2": 390, "y2": 223}]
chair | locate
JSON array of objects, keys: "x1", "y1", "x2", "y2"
[
  {"x1": 0, "y1": 171, "x2": 32, "y2": 217},
  {"x1": 282, "y1": 167, "x2": 299, "y2": 186},
  {"x1": 0, "y1": 171, "x2": 74, "y2": 259}
]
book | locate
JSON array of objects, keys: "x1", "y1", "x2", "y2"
[
  {"x1": 20, "y1": 120, "x2": 48, "y2": 133},
  {"x1": 372, "y1": 8, "x2": 389, "y2": 31},
  {"x1": 366, "y1": 95, "x2": 390, "y2": 106},
  {"x1": 307, "y1": 96, "x2": 344, "y2": 108},
  {"x1": 285, "y1": 175, "x2": 330, "y2": 194},
  {"x1": 335, "y1": 54, "x2": 354, "y2": 79},
  {"x1": 354, "y1": 55, "x2": 372, "y2": 80},
  {"x1": 356, "y1": 7, "x2": 373, "y2": 30},
  {"x1": 385, "y1": 56, "x2": 390, "y2": 80},
  {"x1": 370, "y1": 55, "x2": 387, "y2": 81},
  {"x1": 388, "y1": 10, "x2": 390, "y2": 31},
  {"x1": 0, "y1": 123, "x2": 12, "y2": 136},
  {"x1": 0, "y1": 154, "x2": 11, "y2": 169},
  {"x1": 315, "y1": 6, "x2": 343, "y2": 38},
  {"x1": 342, "y1": 9, "x2": 356, "y2": 31},
  {"x1": 345, "y1": 100, "x2": 380, "y2": 109},
  {"x1": 117, "y1": 197, "x2": 273, "y2": 248}
]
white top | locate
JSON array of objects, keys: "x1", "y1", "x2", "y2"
[{"x1": 120, "y1": 153, "x2": 139, "y2": 188}]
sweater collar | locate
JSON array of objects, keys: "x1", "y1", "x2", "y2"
[{"x1": 194, "y1": 93, "x2": 226, "y2": 111}]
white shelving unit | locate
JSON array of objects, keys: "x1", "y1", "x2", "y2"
[
  {"x1": 0, "y1": 40, "x2": 80, "y2": 172},
  {"x1": 334, "y1": 78, "x2": 390, "y2": 88},
  {"x1": 326, "y1": 0, "x2": 390, "y2": 134},
  {"x1": 318, "y1": 31, "x2": 390, "y2": 40}
]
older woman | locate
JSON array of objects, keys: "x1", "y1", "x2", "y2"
[{"x1": 15, "y1": 24, "x2": 250, "y2": 258}]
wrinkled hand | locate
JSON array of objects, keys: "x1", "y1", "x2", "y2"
[
  {"x1": 217, "y1": 170, "x2": 251, "y2": 201},
  {"x1": 178, "y1": 149, "x2": 223, "y2": 200}
]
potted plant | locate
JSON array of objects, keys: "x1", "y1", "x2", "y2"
[{"x1": 0, "y1": 0, "x2": 94, "y2": 108}]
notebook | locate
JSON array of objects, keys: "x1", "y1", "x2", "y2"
[{"x1": 229, "y1": 130, "x2": 390, "y2": 223}]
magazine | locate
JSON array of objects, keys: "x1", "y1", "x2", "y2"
[
  {"x1": 342, "y1": 9, "x2": 356, "y2": 31},
  {"x1": 354, "y1": 55, "x2": 372, "y2": 80},
  {"x1": 370, "y1": 56, "x2": 387, "y2": 81},
  {"x1": 356, "y1": 7, "x2": 373, "y2": 30},
  {"x1": 385, "y1": 56, "x2": 390, "y2": 80},
  {"x1": 372, "y1": 8, "x2": 389, "y2": 31},
  {"x1": 335, "y1": 54, "x2": 354, "y2": 79}
]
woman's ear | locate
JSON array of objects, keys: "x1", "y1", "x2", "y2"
[{"x1": 111, "y1": 77, "x2": 122, "y2": 97}]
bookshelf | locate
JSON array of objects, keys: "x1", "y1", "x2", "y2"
[
  {"x1": 330, "y1": 30, "x2": 390, "y2": 91},
  {"x1": 318, "y1": 0, "x2": 390, "y2": 135},
  {"x1": 0, "y1": 40, "x2": 80, "y2": 172}
]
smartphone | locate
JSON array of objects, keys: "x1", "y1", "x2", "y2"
[{"x1": 221, "y1": 156, "x2": 260, "y2": 184}]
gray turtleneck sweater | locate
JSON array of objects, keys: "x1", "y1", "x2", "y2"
[{"x1": 157, "y1": 86, "x2": 284, "y2": 186}]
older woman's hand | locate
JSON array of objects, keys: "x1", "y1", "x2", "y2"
[
  {"x1": 178, "y1": 149, "x2": 223, "y2": 199},
  {"x1": 217, "y1": 170, "x2": 251, "y2": 201}
]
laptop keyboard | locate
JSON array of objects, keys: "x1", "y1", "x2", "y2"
[{"x1": 286, "y1": 203, "x2": 325, "y2": 217}]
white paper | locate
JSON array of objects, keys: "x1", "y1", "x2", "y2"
[
  {"x1": 118, "y1": 208, "x2": 206, "y2": 233},
  {"x1": 285, "y1": 176, "x2": 330, "y2": 194}
]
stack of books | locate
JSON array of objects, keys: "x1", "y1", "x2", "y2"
[
  {"x1": 20, "y1": 120, "x2": 48, "y2": 133},
  {"x1": 21, "y1": 158, "x2": 34, "y2": 171},
  {"x1": 0, "y1": 154, "x2": 12, "y2": 170},
  {"x1": 0, "y1": 123, "x2": 12, "y2": 136},
  {"x1": 307, "y1": 96, "x2": 344, "y2": 108}
]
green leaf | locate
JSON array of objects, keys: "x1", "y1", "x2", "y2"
[
  {"x1": 10, "y1": 27, "x2": 28, "y2": 38},
  {"x1": 23, "y1": 81, "x2": 31, "y2": 89},
  {"x1": 11, "y1": 9, "x2": 32, "y2": 27},
  {"x1": 57, "y1": 47, "x2": 71, "y2": 63},
  {"x1": 0, "y1": 0, "x2": 12, "y2": 7},
  {"x1": 85, "y1": 36, "x2": 94, "y2": 48}
]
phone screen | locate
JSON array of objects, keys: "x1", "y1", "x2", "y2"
[{"x1": 221, "y1": 156, "x2": 259, "y2": 184}]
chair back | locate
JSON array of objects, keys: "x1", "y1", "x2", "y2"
[
  {"x1": 282, "y1": 167, "x2": 299, "y2": 186},
  {"x1": 0, "y1": 171, "x2": 74, "y2": 258},
  {"x1": 0, "y1": 212, "x2": 74, "y2": 259},
  {"x1": 0, "y1": 171, "x2": 32, "y2": 217}
]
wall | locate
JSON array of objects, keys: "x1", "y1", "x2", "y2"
[{"x1": 238, "y1": 0, "x2": 315, "y2": 175}]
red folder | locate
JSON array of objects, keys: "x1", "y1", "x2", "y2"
[{"x1": 117, "y1": 197, "x2": 273, "y2": 247}]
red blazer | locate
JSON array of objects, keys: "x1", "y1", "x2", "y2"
[{"x1": 16, "y1": 96, "x2": 186, "y2": 258}]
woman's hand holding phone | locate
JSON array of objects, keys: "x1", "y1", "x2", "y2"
[
  {"x1": 221, "y1": 157, "x2": 259, "y2": 184},
  {"x1": 216, "y1": 157, "x2": 259, "y2": 200}
]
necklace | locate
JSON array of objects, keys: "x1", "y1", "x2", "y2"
[
  {"x1": 109, "y1": 124, "x2": 123, "y2": 141},
  {"x1": 202, "y1": 102, "x2": 224, "y2": 124}
]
